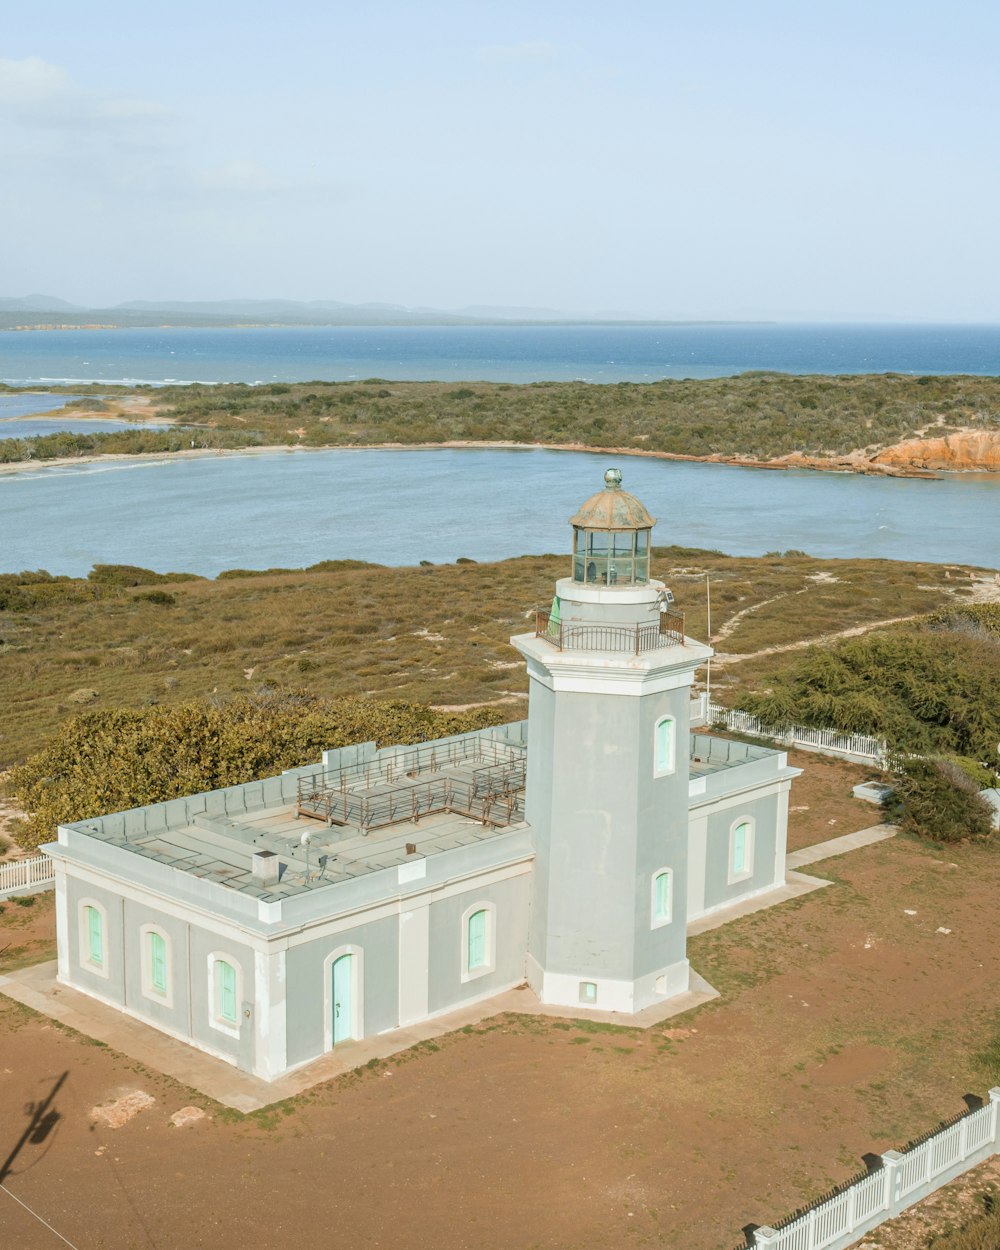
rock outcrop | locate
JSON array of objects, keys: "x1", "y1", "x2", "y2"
[{"x1": 871, "y1": 429, "x2": 1000, "y2": 473}]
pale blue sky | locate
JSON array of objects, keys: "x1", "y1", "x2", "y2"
[{"x1": 3, "y1": 1, "x2": 998, "y2": 319}]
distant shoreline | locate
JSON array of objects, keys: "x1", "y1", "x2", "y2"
[{"x1": 0, "y1": 436, "x2": 949, "y2": 480}]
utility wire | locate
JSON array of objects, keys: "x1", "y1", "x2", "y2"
[{"x1": 0, "y1": 1182, "x2": 82, "y2": 1250}]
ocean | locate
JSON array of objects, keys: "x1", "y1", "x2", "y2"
[{"x1": 1, "y1": 322, "x2": 999, "y2": 387}]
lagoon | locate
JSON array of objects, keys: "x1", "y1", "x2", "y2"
[
  {"x1": 2, "y1": 447, "x2": 998, "y2": 577},
  {"x1": 0, "y1": 393, "x2": 164, "y2": 440}
]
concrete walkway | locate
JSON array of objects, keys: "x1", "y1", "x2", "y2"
[
  {"x1": 0, "y1": 825, "x2": 896, "y2": 1113},
  {"x1": 687, "y1": 824, "x2": 897, "y2": 938},
  {"x1": 0, "y1": 963, "x2": 718, "y2": 1113},
  {"x1": 786, "y1": 823, "x2": 897, "y2": 870}
]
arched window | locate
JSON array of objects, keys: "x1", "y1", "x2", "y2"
[
  {"x1": 651, "y1": 869, "x2": 673, "y2": 927},
  {"x1": 729, "y1": 818, "x2": 754, "y2": 883},
  {"x1": 140, "y1": 925, "x2": 172, "y2": 1004},
  {"x1": 78, "y1": 900, "x2": 109, "y2": 978},
  {"x1": 654, "y1": 715, "x2": 676, "y2": 776},
  {"x1": 207, "y1": 953, "x2": 242, "y2": 1036},
  {"x1": 461, "y1": 902, "x2": 496, "y2": 981}
]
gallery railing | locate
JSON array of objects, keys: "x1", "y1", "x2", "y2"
[{"x1": 534, "y1": 608, "x2": 685, "y2": 654}]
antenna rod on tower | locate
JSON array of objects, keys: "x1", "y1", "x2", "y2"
[{"x1": 705, "y1": 572, "x2": 712, "y2": 715}]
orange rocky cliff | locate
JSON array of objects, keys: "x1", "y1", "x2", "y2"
[{"x1": 872, "y1": 428, "x2": 1000, "y2": 472}]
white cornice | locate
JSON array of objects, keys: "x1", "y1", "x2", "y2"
[{"x1": 512, "y1": 632, "x2": 712, "y2": 697}]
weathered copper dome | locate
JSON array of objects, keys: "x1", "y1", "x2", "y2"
[
  {"x1": 569, "y1": 469, "x2": 655, "y2": 586},
  {"x1": 569, "y1": 467, "x2": 656, "y2": 530}
]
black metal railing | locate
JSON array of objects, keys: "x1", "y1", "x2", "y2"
[{"x1": 535, "y1": 608, "x2": 685, "y2": 654}]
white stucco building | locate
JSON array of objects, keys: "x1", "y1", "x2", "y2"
[{"x1": 45, "y1": 469, "x2": 799, "y2": 1079}]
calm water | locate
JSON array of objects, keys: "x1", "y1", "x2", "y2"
[
  {"x1": 1, "y1": 323, "x2": 999, "y2": 386},
  {"x1": 2, "y1": 447, "x2": 998, "y2": 576},
  {"x1": 0, "y1": 393, "x2": 162, "y2": 439}
]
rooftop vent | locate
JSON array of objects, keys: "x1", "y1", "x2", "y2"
[{"x1": 251, "y1": 850, "x2": 280, "y2": 886}]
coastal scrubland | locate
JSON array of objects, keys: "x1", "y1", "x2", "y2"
[
  {"x1": 2, "y1": 371, "x2": 1000, "y2": 466},
  {"x1": 734, "y1": 603, "x2": 1000, "y2": 764},
  {"x1": 0, "y1": 547, "x2": 984, "y2": 770}
]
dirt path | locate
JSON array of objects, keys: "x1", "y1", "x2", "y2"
[
  {"x1": 711, "y1": 573, "x2": 1000, "y2": 669},
  {"x1": 711, "y1": 612, "x2": 923, "y2": 668}
]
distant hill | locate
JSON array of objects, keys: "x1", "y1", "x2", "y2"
[
  {"x1": 0, "y1": 294, "x2": 85, "y2": 313},
  {"x1": 0, "y1": 295, "x2": 755, "y2": 330}
]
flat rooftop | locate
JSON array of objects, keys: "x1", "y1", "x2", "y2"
[
  {"x1": 62, "y1": 724, "x2": 785, "y2": 902},
  {"x1": 68, "y1": 732, "x2": 528, "y2": 901},
  {"x1": 124, "y1": 801, "x2": 522, "y2": 899},
  {"x1": 688, "y1": 732, "x2": 784, "y2": 778}
]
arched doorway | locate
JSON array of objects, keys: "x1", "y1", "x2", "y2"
[{"x1": 331, "y1": 952, "x2": 355, "y2": 1046}]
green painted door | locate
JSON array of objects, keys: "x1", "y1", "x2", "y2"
[{"x1": 332, "y1": 954, "x2": 353, "y2": 1044}]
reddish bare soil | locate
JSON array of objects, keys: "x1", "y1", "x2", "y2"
[
  {"x1": 3, "y1": 830, "x2": 998, "y2": 1250},
  {"x1": 784, "y1": 748, "x2": 881, "y2": 851}
]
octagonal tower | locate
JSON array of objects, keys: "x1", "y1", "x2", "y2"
[{"x1": 512, "y1": 469, "x2": 712, "y2": 1014}]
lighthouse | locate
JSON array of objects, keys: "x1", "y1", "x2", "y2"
[{"x1": 512, "y1": 468, "x2": 713, "y2": 1014}]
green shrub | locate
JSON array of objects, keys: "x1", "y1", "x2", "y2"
[
  {"x1": 89, "y1": 564, "x2": 198, "y2": 587},
  {"x1": 883, "y1": 757, "x2": 995, "y2": 844},
  {"x1": 927, "y1": 1191, "x2": 1000, "y2": 1250},
  {"x1": 737, "y1": 622, "x2": 1000, "y2": 762},
  {"x1": 133, "y1": 590, "x2": 176, "y2": 607},
  {"x1": 6, "y1": 691, "x2": 509, "y2": 851}
]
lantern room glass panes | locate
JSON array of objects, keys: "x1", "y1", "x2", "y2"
[{"x1": 572, "y1": 527, "x2": 651, "y2": 586}]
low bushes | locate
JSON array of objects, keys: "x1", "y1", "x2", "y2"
[
  {"x1": 883, "y1": 757, "x2": 995, "y2": 844},
  {"x1": 6, "y1": 691, "x2": 509, "y2": 852}
]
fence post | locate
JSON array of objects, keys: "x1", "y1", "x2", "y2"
[
  {"x1": 845, "y1": 1184, "x2": 858, "y2": 1239},
  {"x1": 882, "y1": 1150, "x2": 903, "y2": 1217},
  {"x1": 990, "y1": 1088, "x2": 1000, "y2": 1150},
  {"x1": 752, "y1": 1227, "x2": 780, "y2": 1250}
]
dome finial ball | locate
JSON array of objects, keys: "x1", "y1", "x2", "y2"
[{"x1": 604, "y1": 467, "x2": 623, "y2": 490}]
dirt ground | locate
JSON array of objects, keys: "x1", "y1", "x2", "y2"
[
  {"x1": 783, "y1": 748, "x2": 882, "y2": 851},
  {"x1": 2, "y1": 824, "x2": 998, "y2": 1250}
]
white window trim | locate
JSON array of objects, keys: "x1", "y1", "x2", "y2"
[
  {"x1": 323, "y1": 945, "x2": 365, "y2": 1052},
  {"x1": 460, "y1": 901, "x2": 497, "y2": 983},
  {"x1": 653, "y1": 715, "x2": 677, "y2": 777},
  {"x1": 207, "y1": 952, "x2": 243, "y2": 1039},
  {"x1": 650, "y1": 867, "x2": 674, "y2": 928},
  {"x1": 727, "y1": 817, "x2": 755, "y2": 885},
  {"x1": 77, "y1": 899, "x2": 109, "y2": 980},
  {"x1": 139, "y1": 924, "x2": 173, "y2": 1008}
]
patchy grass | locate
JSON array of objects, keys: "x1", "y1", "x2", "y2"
[{"x1": 0, "y1": 547, "x2": 979, "y2": 768}]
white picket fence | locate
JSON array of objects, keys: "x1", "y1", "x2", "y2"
[
  {"x1": 701, "y1": 699, "x2": 888, "y2": 765},
  {"x1": 0, "y1": 853, "x2": 55, "y2": 899},
  {"x1": 751, "y1": 1091, "x2": 1000, "y2": 1250}
]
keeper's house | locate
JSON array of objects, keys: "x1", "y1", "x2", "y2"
[{"x1": 45, "y1": 470, "x2": 799, "y2": 1081}]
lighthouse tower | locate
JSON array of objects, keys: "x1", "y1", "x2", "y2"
[{"x1": 512, "y1": 469, "x2": 712, "y2": 1014}]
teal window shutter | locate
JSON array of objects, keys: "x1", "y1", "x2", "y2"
[
  {"x1": 467, "y1": 909, "x2": 487, "y2": 970},
  {"x1": 150, "y1": 931, "x2": 167, "y2": 993},
  {"x1": 655, "y1": 718, "x2": 674, "y2": 774},
  {"x1": 653, "y1": 871, "x2": 671, "y2": 921},
  {"x1": 86, "y1": 906, "x2": 103, "y2": 965},
  {"x1": 217, "y1": 960, "x2": 237, "y2": 1024},
  {"x1": 732, "y1": 823, "x2": 749, "y2": 874}
]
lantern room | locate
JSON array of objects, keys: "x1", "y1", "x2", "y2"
[{"x1": 569, "y1": 467, "x2": 655, "y2": 586}]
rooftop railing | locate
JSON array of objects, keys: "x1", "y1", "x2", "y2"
[
  {"x1": 296, "y1": 755, "x2": 527, "y2": 833},
  {"x1": 534, "y1": 608, "x2": 685, "y2": 655}
]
